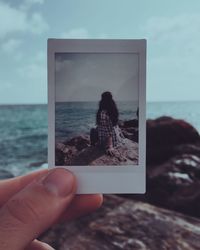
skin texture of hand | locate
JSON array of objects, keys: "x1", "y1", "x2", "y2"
[{"x1": 0, "y1": 168, "x2": 103, "y2": 250}]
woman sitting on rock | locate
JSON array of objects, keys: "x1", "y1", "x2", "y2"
[{"x1": 96, "y1": 91, "x2": 119, "y2": 155}]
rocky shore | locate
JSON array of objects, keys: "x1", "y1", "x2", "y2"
[
  {"x1": 55, "y1": 119, "x2": 139, "y2": 166},
  {"x1": 41, "y1": 195, "x2": 200, "y2": 250},
  {"x1": 40, "y1": 116, "x2": 200, "y2": 249},
  {"x1": 1, "y1": 116, "x2": 200, "y2": 249},
  {"x1": 132, "y1": 117, "x2": 200, "y2": 218}
]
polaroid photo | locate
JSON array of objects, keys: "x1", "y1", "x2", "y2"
[{"x1": 48, "y1": 39, "x2": 146, "y2": 194}]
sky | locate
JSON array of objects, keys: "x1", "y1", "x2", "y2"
[
  {"x1": 55, "y1": 53, "x2": 139, "y2": 102},
  {"x1": 0, "y1": 0, "x2": 200, "y2": 104}
]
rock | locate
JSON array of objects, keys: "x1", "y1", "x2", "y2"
[
  {"x1": 72, "y1": 141, "x2": 138, "y2": 166},
  {"x1": 147, "y1": 116, "x2": 200, "y2": 164},
  {"x1": 65, "y1": 135, "x2": 90, "y2": 150},
  {"x1": 115, "y1": 117, "x2": 200, "y2": 218},
  {"x1": 119, "y1": 119, "x2": 139, "y2": 142},
  {"x1": 89, "y1": 201, "x2": 200, "y2": 250},
  {"x1": 124, "y1": 150, "x2": 200, "y2": 218},
  {"x1": 40, "y1": 195, "x2": 125, "y2": 249},
  {"x1": 0, "y1": 169, "x2": 14, "y2": 179},
  {"x1": 146, "y1": 152, "x2": 200, "y2": 218},
  {"x1": 56, "y1": 136, "x2": 138, "y2": 166},
  {"x1": 42, "y1": 117, "x2": 200, "y2": 249},
  {"x1": 41, "y1": 195, "x2": 200, "y2": 250},
  {"x1": 121, "y1": 127, "x2": 138, "y2": 142},
  {"x1": 123, "y1": 119, "x2": 138, "y2": 128}
]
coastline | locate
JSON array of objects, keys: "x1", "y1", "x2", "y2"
[
  {"x1": 55, "y1": 119, "x2": 139, "y2": 166},
  {"x1": 1, "y1": 101, "x2": 200, "y2": 176},
  {"x1": 1, "y1": 115, "x2": 200, "y2": 248},
  {"x1": 41, "y1": 116, "x2": 200, "y2": 249}
]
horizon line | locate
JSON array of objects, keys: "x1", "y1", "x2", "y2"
[{"x1": 0, "y1": 99, "x2": 200, "y2": 106}]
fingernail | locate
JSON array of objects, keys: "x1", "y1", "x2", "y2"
[{"x1": 42, "y1": 169, "x2": 75, "y2": 197}]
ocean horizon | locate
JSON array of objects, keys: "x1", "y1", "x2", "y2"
[
  {"x1": 55, "y1": 101, "x2": 138, "y2": 143},
  {"x1": 0, "y1": 101, "x2": 200, "y2": 176}
]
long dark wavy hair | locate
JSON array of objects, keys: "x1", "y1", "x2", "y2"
[{"x1": 96, "y1": 91, "x2": 119, "y2": 126}]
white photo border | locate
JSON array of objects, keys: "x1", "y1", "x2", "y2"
[{"x1": 48, "y1": 39, "x2": 146, "y2": 194}]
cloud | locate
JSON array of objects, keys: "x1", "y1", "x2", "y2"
[
  {"x1": 20, "y1": 0, "x2": 45, "y2": 10},
  {"x1": 29, "y1": 12, "x2": 49, "y2": 34},
  {"x1": 17, "y1": 63, "x2": 45, "y2": 79},
  {"x1": 61, "y1": 28, "x2": 108, "y2": 39},
  {"x1": 17, "y1": 50, "x2": 46, "y2": 80},
  {"x1": 0, "y1": 2, "x2": 27, "y2": 38},
  {"x1": 0, "y1": 1, "x2": 48, "y2": 39},
  {"x1": 141, "y1": 13, "x2": 200, "y2": 101},
  {"x1": 142, "y1": 13, "x2": 200, "y2": 43},
  {"x1": 0, "y1": 81, "x2": 12, "y2": 90},
  {"x1": 61, "y1": 28, "x2": 90, "y2": 39},
  {"x1": 141, "y1": 13, "x2": 200, "y2": 58},
  {"x1": 55, "y1": 53, "x2": 138, "y2": 102},
  {"x1": 1, "y1": 38, "x2": 22, "y2": 53}
]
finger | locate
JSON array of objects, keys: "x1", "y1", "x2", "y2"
[
  {"x1": 0, "y1": 168, "x2": 76, "y2": 250},
  {"x1": 0, "y1": 169, "x2": 103, "y2": 221},
  {"x1": 0, "y1": 169, "x2": 48, "y2": 206},
  {"x1": 59, "y1": 194, "x2": 103, "y2": 222},
  {"x1": 26, "y1": 239, "x2": 55, "y2": 250}
]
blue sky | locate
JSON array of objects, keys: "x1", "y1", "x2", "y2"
[{"x1": 0, "y1": 0, "x2": 200, "y2": 104}]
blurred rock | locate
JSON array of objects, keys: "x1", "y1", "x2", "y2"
[
  {"x1": 41, "y1": 195, "x2": 200, "y2": 250},
  {"x1": 146, "y1": 116, "x2": 200, "y2": 164},
  {"x1": 42, "y1": 117, "x2": 200, "y2": 249},
  {"x1": 121, "y1": 117, "x2": 200, "y2": 218},
  {"x1": 145, "y1": 152, "x2": 200, "y2": 218}
]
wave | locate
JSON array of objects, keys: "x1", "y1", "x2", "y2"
[{"x1": 17, "y1": 133, "x2": 47, "y2": 142}]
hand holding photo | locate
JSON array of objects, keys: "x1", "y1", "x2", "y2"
[{"x1": 48, "y1": 39, "x2": 146, "y2": 194}]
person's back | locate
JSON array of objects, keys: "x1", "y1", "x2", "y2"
[
  {"x1": 96, "y1": 92, "x2": 118, "y2": 154},
  {"x1": 97, "y1": 109, "x2": 117, "y2": 148}
]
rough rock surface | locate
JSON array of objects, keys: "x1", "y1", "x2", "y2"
[
  {"x1": 121, "y1": 117, "x2": 200, "y2": 218},
  {"x1": 119, "y1": 119, "x2": 139, "y2": 142},
  {"x1": 56, "y1": 135, "x2": 138, "y2": 166},
  {"x1": 134, "y1": 152, "x2": 200, "y2": 218},
  {"x1": 20, "y1": 117, "x2": 200, "y2": 249},
  {"x1": 41, "y1": 195, "x2": 200, "y2": 250}
]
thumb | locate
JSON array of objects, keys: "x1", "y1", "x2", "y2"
[{"x1": 0, "y1": 168, "x2": 76, "y2": 250}]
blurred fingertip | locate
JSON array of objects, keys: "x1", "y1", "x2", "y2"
[{"x1": 95, "y1": 194, "x2": 104, "y2": 208}]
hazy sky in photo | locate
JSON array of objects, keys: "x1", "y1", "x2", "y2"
[
  {"x1": 0, "y1": 0, "x2": 200, "y2": 103},
  {"x1": 55, "y1": 53, "x2": 139, "y2": 102}
]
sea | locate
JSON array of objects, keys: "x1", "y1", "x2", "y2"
[{"x1": 0, "y1": 101, "x2": 200, "y2": 176}]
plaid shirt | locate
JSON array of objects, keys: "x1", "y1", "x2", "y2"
[{"x1": 97, "y1": 110, "x2": 117, "y2": 147}]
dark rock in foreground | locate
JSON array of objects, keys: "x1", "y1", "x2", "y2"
[
  {"x1": 37, "y1": 117, "x2": 200, "y2": 249},
  {"x1": 122, "y1": 116, "x2": 200, "y2": 218},
  {"x1": 147, "y1": 116, "x2": 200, "y2": 164},
  {"x1": 41, "y1": 195, "x2": 200, "y2": 250},
  {"x1": 55, "y1": 116, "x2": 200, "y2": 218},
  {"x1": 140, "y1": 152, "x2": 200, "y2": 218}
]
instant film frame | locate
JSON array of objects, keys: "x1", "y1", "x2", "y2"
[{"x1": 48, "y1": 39, "x2": 146, "y2": 194}]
